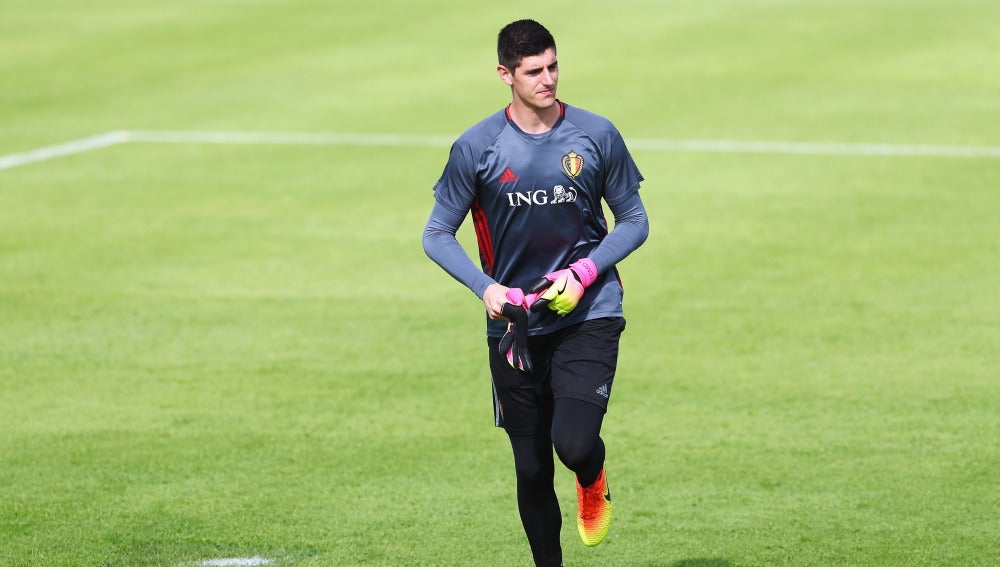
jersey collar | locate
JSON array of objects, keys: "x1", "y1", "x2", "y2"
[{"x1": 504, "y1": 101, "x2": 566, "y2": 138}]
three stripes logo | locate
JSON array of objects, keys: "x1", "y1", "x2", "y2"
[
  {"x1": 499, "y1": 167, "x2": 519, "y2": 183},
  {"x1": 595, "y1": 383, "x2": 610, "y2": 399}
]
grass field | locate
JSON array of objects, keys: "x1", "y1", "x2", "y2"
[{"x1": 2, "y1": 1, "x2": 999, "y2": 565}]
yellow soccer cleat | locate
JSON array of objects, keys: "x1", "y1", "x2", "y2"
[{"x1": 576, "y1": 468, "x2": 612, "y2": 547}]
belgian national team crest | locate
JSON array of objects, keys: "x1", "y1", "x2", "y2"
[{"x1": 562, "y1": 151, "x2": 584, "y2": 179}]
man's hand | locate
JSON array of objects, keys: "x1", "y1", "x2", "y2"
[
  {"x1": 485, "y1": 283, "x2": 541, "y2": 318},
  {"x1": 529, "y1": 258, "x2": 598, "y2": 316},
  {"x1": 483, "y1": 283, "x2": 511, "y2": 320}
]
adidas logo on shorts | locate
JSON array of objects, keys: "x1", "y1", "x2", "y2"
[{"x1": 595, "y1": 384, "x2": 609, "y2": 399}]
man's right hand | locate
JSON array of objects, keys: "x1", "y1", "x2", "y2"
[{"x1": 483, "y1": 283, "x2": 511, "y2": 320}]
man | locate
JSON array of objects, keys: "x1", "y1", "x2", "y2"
[{"x1": 422, "y1": 19, "x2": 649, "y2": 567}]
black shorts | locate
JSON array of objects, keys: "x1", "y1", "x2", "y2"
[{"x1": 487, "y1": 317, "x2": 626, "y2": 435}]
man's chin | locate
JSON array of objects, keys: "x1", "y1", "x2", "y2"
[{"x1": 535, "y1": 95, "x2": 557, "y2": 108}]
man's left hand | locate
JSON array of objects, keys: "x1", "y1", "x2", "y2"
[{"x1": 528, "y1": 258, "x2": 598, "y2": 316}]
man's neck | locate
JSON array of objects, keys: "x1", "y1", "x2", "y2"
[{"x1": 507, "y1": 101, "x2": 561, "y2": 134}]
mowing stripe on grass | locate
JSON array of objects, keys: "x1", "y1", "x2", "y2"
[{"x1": 2, "y1": 130, "x2": 999, "y2": 171}]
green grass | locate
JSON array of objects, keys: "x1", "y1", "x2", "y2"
[{"x1": 2, "y1": 1, "x2": 999, "y2": 565}]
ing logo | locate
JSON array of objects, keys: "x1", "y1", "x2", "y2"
[
  {"x1": 552, "y1": 185, "x2": 576, "y2": 203},
  {"x1": 506, "y1": 185, "x2": 578, "y2": 207}
]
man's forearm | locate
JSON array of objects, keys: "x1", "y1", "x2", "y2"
[
  {"x1": 588, "y1": 193, "x2": 650, "y2": 273},
  {"x1": 422, "y1": 202, "x2": 496, "y2": 298}
]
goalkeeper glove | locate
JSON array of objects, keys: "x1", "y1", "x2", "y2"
[
  {"x1": 528, "y1": 258, "x2": 599, "y2": 316},
  {"x1": 498, "y1": 289, "x2": 533, "y2": 372}
]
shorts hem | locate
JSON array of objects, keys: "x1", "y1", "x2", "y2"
[{"x1": 552, "y1": 392, "x2": 609, "y2": 412}]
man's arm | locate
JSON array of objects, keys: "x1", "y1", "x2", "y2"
[
  {"x1": 587, "y1": 192, "x2": 649, "y2": 273},
  {"x1": 525, "y1": 193, "x2": 648, "y2": 316},
  {"x1": 422, "y1": 202, "x2": 509, "y2": 319}
]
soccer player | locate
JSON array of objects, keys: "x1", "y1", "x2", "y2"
[{"x1": 422, "y1": 19, "x2": 649, "y2": 567}]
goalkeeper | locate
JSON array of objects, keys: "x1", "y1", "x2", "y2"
[{"x1": 422, "y1": 19, "x2": 649, "y2": 567}]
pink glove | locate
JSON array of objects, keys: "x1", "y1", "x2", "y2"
[
  {"x1": 505, "y1": 287, "x2": 543, "y2": 311},
  {"x1": 528, "y1": 258, "x2": 598, "y2": 316}
]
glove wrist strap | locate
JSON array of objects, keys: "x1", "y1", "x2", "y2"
[{"x1": 569, "y1": 258, "x2": 598, "y2": 287}]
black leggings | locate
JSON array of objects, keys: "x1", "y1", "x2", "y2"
[{"x1": 507, "y1": 398, "x2": 606, "y2": 567}]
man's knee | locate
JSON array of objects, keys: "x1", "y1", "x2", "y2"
[
  {"x1": 510, "y1": 434, "x2": 555, "y2": 484},
  {"x1": 552, "y1": 433, "x2": 597, "y2": 472}
]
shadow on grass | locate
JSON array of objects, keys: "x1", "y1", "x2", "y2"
[{"x1": 670, "y1": 560, "x2": 734, "y2": 567}]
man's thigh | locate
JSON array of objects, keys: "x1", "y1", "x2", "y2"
[
  {"x1": 550, "y1": 317, "x2": 626, "y2": 410},
  {"x1": 487, "y1": 317, "x2": 625, "y2": 432},
  {"x1": 488, "y1": 335, "x2": 553, "y2": 435}
]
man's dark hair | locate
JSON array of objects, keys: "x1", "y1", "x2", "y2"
[{"x1": 497, "y1": 19, "x2": 556, "y2": 71}]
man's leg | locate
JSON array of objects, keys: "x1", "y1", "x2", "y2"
[
  {"x1": 489, "y1": 337, "x2": 563, "y2": 567},
  {"x1": 548, "y1": 317, "x2": 625, "y2": 546},
  {"x1": 508, "y1": 430, "x2": 563, "y2": 567},
  {"x1": 552, "y1": 399, "x2": 614, "y2": 547},
  {"x1": 551, "y1": 398, "x2": 605, "y2": 487}
]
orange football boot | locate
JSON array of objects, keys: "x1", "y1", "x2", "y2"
[{"x1": 576, "y1": 468, "x2": 612, "y2": 546}]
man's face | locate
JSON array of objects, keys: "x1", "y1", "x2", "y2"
[{"x1": 498, "y1": 47, "x2": 559, "y2": 111}]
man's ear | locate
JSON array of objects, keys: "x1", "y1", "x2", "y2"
[{"x1": 497, "y1": 64, "x2": 515, "y2": 86}]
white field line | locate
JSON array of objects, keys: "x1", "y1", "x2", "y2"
[
  {"x1": 200, "y1": 558, "x2": 272, "y2": 567},
  {"x1": 2, "y1": 129, "x2": 1000, "y2": 172},
  {"x1": 0, "y1": 130, "x2": 128, "y2": 171},
  {"x1": 125, "y1": 130, "x2": 1000, "y2": 157}
]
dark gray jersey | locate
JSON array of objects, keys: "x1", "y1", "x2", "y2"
[{"x1": 433, "y1": 102, "x2": 643, "y2": 336}]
